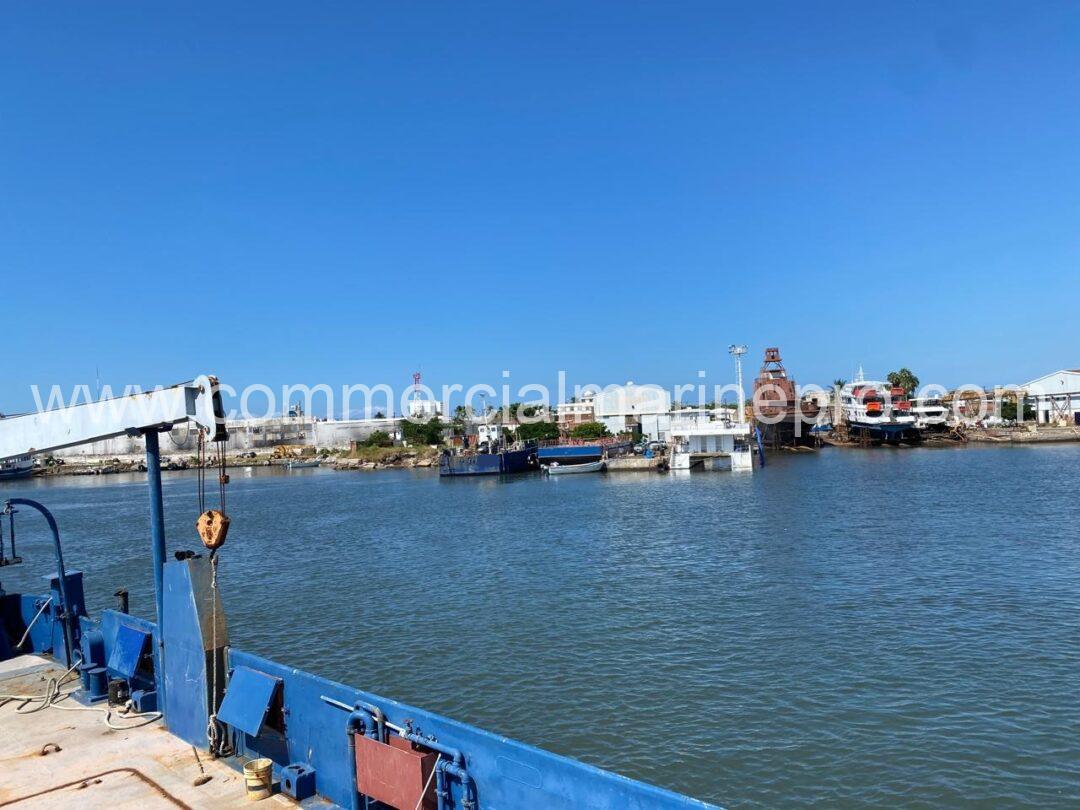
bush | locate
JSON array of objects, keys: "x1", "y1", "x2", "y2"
[
  {"x1": 570, "y1": 421, "x2": 611, "y2": 440},
  {"x1": 402, "y1": 417, "x2": 444, "y2": 446},
  {"x1": 363, "y1": 430, "x2": 394, "y2": 447}
]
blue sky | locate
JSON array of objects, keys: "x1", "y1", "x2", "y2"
[{"x1": 2, "y1": 1, "x2": 1078, "y2": 414}]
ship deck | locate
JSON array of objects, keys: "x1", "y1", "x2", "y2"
[{"x1": 0, "y1": 655, "x2": 298, "y2": 809}]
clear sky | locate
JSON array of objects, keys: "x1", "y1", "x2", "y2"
[{"x1": 2, "y1": 2, "x2": 1078, "y2": 414}]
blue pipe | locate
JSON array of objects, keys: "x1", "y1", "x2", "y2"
[
  {"x1": 346, "y1": 704, "x2": 375, "y2": 810},
  {"x1": 5, "y1": 498, "x2": 77, "y2": 665},
  {"x1": 355, "y1": 699, "x2": 387, "y2": 742},
  {"x1": 144, "y1": 430, "x2": 168, "y2": 715},
  {"x1": 402, "y1": 732, "x2": 474, "y2": 809},
  {"x1": 436, "y1": 760, "x2": 448, "y2": 810}
]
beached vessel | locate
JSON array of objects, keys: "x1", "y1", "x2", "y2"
[
  {"x1": 910, "y1": 397, "x2": 950, "y2": 431},
  {"x1": 839, "y1": 369, "x2": 918, "y2": 442},
  {"x1": 752, "y1": 347, "x2": 819, "y2": 448}
]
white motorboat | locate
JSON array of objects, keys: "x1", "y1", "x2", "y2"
[{"x1": 543, "y1": 459, "x2": 606, "y2": 475}]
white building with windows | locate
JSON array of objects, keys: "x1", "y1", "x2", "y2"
[
  {"x1": 556, "y1": 392, "x2": 596, "y2": 429},
  {"x1": 1024, "y1": 370, "x2": 1080, "y2": 425},
  {"x1": 407, "y1": 397, "x2": 442, "y2": 421},
  {"x1": 592, "y1": 383, "x2": 672, "y2": 439}
]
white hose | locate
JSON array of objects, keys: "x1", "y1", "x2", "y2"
[
  {"x1": 14, "y1": 596, "x2": 52, "y2": 649},
  {"x1": 0, "y1": 656, "x2": 162, "y2": 729}
]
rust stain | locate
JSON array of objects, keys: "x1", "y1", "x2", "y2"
[{"x1": 0, "y1": 767, "x2": 193, "y2": 809}]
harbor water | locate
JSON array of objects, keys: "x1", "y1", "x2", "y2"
[{"x1": 2, "y1": 445, "x2": 1078, "y2": 806}]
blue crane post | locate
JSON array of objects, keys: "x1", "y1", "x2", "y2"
[{"x1": 145, "y1": 429, "x2": 168, "y2": 716}]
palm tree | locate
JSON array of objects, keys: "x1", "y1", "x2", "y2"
[
  {"x1": 833, "y1": 378, "x2": 847, "y2": 390},
  {"x1": 886, "y1": 368, "x2": 920, "y2": 396}
]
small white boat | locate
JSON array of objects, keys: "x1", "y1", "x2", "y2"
[
  {"x1": 285, "y1": 459, "x2": 320, "y2": 470},
  {"x1": 543, "y1": 459, "x2": 606, "y2": 475}
]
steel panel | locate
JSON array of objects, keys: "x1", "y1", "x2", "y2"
[
  {"x1": 107, "y1": 623, "x2": 150, "y2": 679},
  {"x1": 218, "y1": 665, "x2": 281, "y2": 738}
]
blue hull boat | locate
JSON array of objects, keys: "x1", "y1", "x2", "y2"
[
  {"x1": 848, "y1": 421, "x2": 920, "y2": 442},
  {"x1": 537, "y1": 444, "x2": 603, "y2": 464},
  {"x1": 439, "y1": 447, "x2": 533, "y2": 476},
  {"x1": 0, "y1": 456, "x2": 32, "y2": 480}
]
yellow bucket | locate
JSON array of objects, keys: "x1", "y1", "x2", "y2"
[{"x1": 243, "y1": 758, "x2": 273, "y2": 801}]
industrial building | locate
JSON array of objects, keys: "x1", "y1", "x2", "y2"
[{"x1": 1024, "y1": 370, "x2": 1080, "y2": 425}]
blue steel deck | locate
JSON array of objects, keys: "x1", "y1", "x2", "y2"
[{"x1": 3, "y1": 576, "x2": 720, "y2": 809}]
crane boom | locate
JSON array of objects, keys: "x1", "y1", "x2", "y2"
[{"x1": 0, "y1": 375, "x2": 227, "y2": 461}]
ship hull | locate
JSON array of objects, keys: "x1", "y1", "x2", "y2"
[
  {"x1": 439, "y1": 447, "x2": 533, "y2": 476},
  {"x1": 537, "y1": 445, "x2": 603, "y2": 464},
  {"x1": 755, "y1": 414, "x2": 818, "y2": 448},
  {"x1": 0, "y1": 462, "x2": 32, "y2": 480},
  {"x1": 846, "y1": 421, "x2": 920, "y2": 442}
]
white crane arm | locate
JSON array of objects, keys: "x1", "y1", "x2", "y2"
[{"x1": 0, "y1": 375, "x2": 227, "y2": 461}]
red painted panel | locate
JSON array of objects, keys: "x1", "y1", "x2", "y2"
[{"x1": 355, "y1": 733, "x2": 437, "y2": 810}]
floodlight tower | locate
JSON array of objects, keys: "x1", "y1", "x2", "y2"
[{"x1": 729, "y1": 344, "x2": 748, "y2": 421}]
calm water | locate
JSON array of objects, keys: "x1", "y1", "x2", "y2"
[{"x1": 2, "y1": 445, "x2": 1079, "y2": 807}]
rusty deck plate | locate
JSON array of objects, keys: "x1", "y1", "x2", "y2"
[{"x1": 0, "y1": 655, "x2": 299, "y2": 809}]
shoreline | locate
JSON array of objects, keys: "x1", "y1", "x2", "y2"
[
  {"x1": 28, "y1": 447, "x2": 442, "y2": 477},
  {"x1": 20, "y1": 426, "x2": 1080, "y2": 479}
]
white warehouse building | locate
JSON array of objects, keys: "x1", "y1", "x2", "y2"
[
  {"x1": 592, "y1": 383, "x2": 672, "y2": 440},
  {"x1": 1024, "y1": 370, "x2": 1080, "y2": 426}
]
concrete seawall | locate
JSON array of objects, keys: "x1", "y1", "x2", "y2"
[
  {"x1": 606, "y1": 456, "x2": 667, "y2": 472},
  {"x1": 48, "y1": 416, "x2": 403, "y2": 458}
]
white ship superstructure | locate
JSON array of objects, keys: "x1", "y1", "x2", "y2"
[{"x1": 839, "y1": 368, "x2": 917, "y2": 441}]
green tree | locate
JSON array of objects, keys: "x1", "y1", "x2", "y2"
[
  {"x1": 569, "y1": 421, "x2": 611, "y2": 440},
  {"x1": 886, "y1": 368, "x2": 920, "y2": 395},
  {"x1": 517, "y1": 420, "x2": 560, "y2": 442},
  {"x1": 832, "y1": 378, "x2": 847, "y2": 390},
  {"x1": 1000, "y1": 399, "x2": 1035, "y2": 422},
  {"x1": 402, "y1": 417, "x2": 443, "y2": 445}
]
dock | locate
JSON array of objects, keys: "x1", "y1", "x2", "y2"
[{"x1": 605, "y1": 455, "x2": 667, "y2": 472}]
